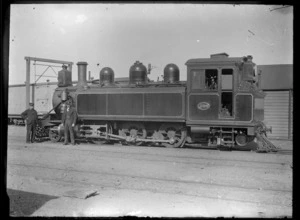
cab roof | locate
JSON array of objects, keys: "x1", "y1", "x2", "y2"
[{"x1": 185, "y1": 53, "x2": 243, "y2": 65}]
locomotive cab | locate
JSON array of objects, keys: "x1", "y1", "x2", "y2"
[{"x1": 185, "y1": 53, "x2": 264, "y2": 147}]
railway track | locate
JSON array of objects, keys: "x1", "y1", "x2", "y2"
[
  {"x1": 8, "y1": 143, "x2": 292, "y2": 192},
  {"x1": 8, "y1": 161, "x2": 292, "y2": 193},
  {"x1": 8, "y1": 162, "x2": 291, "y2": 207}
]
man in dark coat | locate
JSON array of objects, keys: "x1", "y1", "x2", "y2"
[
  {"x1": 61, "y1": 101, "x2": 77, "y2": 145},
  {"x1": 21, "y1": 103, "x2": 38, "y2": 143}
]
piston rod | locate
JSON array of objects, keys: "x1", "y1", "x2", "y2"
[{"x1": 106, "y1": 133, "x2": 175, "y2": 144}]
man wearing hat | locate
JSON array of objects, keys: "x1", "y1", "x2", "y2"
[
  {"x1": 61, "y1": 100, "x2": 77, "y2": 145},
  {"x1": 21, "y1": 103, "x2": 38, "y2": 143}
]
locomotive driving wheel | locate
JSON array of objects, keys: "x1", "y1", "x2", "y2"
[
  {"x1": 159, "y1": 123, "x2": 187, "y2": 148},
  {"x1": 119, "y1": 123, "x2": 147, "y2": 146}
]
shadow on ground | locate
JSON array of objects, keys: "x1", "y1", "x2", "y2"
[
  {"x1": 7, "y1": 189, "x2": 58, "y2": 216},
  {"x1": 182, "y1": 141, "x2": 258, "y2": 152},
  {"x1": 274, "y1": 149, "x2": 293, "y2": 155}
]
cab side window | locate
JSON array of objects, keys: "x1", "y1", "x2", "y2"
[
  {"x1": 191, "y1": 69, "x2": 218, "y2": 91},
  {"x1": 220, "y1": 68, "x2": 234, "y2": 118},
  {"x1": 205, "y1": 69, "x2": 218, "y2": 90}
]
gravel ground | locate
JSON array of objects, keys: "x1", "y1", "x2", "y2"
[{"x1": 6, "y1": 125, "x2": 293, "y2": 217}]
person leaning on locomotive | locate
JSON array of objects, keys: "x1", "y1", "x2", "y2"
[
  {"x1": 61, "y1": 100, "x2": 78, "y2": 145},
  {"x1": 21, "y1": 102, "x2": 38, "y2": 143}
]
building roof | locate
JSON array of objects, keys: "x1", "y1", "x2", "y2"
[{"x1": 258, "y1": 64, "x2": 293, "y2": 90}]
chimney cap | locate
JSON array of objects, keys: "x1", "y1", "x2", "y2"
[{"x1": 77, "y1": 61, "x2": 88, "y2": 65}]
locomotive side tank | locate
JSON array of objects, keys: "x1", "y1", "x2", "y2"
[
  {"x1": 77, "y1": 60, "x2": 185, "y2": 122},
  {"x1": 75, "y1": 61, "x2": 186, "y2": 147},
  {"x1": 76, "y1": 86, "x2": 185, "y2": 122}
]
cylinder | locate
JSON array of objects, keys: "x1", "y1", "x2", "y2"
[
  {"x1": 129, "y1": 61, "x2": 147, "y2": 84},
  {"x1": 163, "y1": 63, "x2": 180, "y2": 83},
  {"x1": 77, "y1": 61, "x2": 88, "y2": 87},
  {"x1": 100, "y1": 67, "x2": 115, "y2": 86}
]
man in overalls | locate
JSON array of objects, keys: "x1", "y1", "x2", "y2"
[
  {"x1": 21, "y1": 102, "x2": 38, "y2": 143},
  {"x1": 61, "y1": 101, "x2": 77, "y2": 145}
]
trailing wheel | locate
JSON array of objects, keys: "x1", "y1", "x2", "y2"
[
  {"x1": 235, "y1": 134, "x2": 248, "y2": 147},
  {"x1": 49, "y1": 126, "x2": 61, "y2": 142}
]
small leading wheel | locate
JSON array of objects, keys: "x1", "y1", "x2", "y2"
[{"x1": 49, "y1": 127, "x2": 61, "y2": 142}]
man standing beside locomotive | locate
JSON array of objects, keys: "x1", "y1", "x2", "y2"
[
  {"x1": 21, "y1": 102, "x2": 38, "y2": 143},
  {"x1": 61, "y1": 100, "x2": 77, "y2": 145}
]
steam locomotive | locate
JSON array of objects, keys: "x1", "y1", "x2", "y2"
[{"x1": 46, "y1": 53, "x2": 267, "y2": 149}]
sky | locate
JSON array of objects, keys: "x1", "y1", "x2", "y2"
[{"x1": 9, "y1": 4, "x2": 293, "y2": 84}]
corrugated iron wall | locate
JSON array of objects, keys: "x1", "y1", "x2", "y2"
[
  {"x1": 264, "y1": 91, "x2": 291, "y2": 139},
  {"x1": 289, "y1": 90, "x2": 293, "y2": 139}
]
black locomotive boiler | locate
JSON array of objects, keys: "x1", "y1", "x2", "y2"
[{"x1": 49, "y1": 53, "x2": 267, "y2": 149}]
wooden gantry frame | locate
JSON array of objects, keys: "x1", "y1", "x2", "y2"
[{"x1": 24, "y1": 57, "x2": 73, "y2": 109}]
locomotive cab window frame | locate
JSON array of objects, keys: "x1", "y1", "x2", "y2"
[
  {"x1": 190, "y1": 68, "x2": 219, "y2": 91},
  {"x1": 220, "y1": 68, "x2": 235, "y2": 119}
]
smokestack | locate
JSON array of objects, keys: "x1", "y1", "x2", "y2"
[{"x1": 77, "y1": 61, "x2": 88, "y2": 87}]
